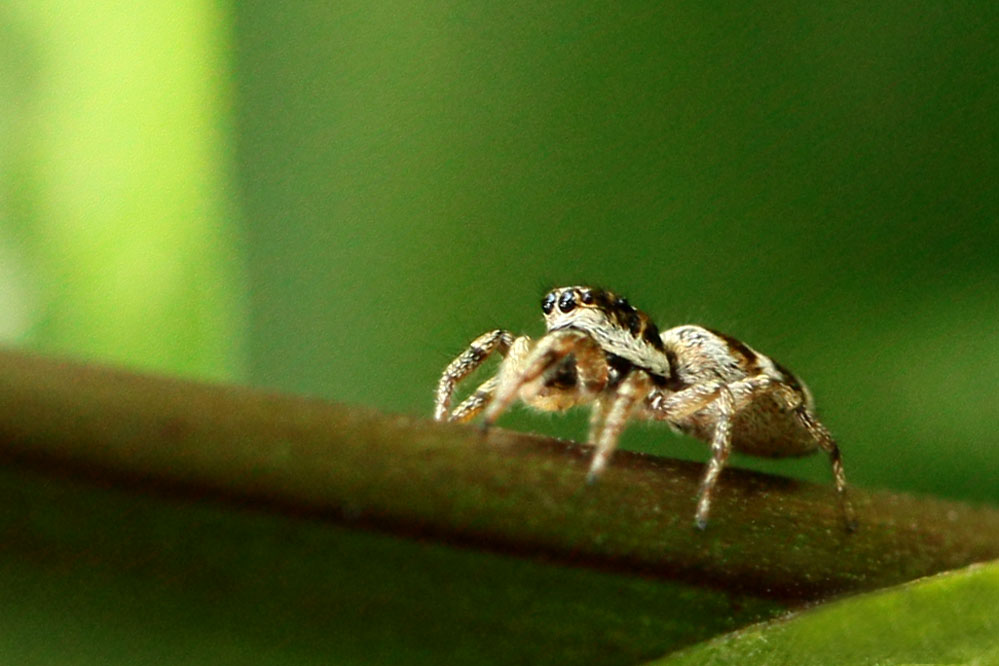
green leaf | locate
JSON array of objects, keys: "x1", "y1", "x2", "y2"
[{"x1": 651, "y1": 560, "x2": 999, "y2": 666}]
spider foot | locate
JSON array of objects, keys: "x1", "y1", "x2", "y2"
[
  {"x1": 585, "y1": 454, "x2": 609, "y2": 486},
  {"x1": 844, "y1": 513, "x2": 859, "y2": 534}
]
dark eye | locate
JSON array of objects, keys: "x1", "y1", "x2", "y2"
[
  {"x1": 558, "y1": 291, "x2": 577, "y2": 313},
  {"x1": 541, "y1": 292, "x2": 557, "y2": 314},
  {"x1": 580, "y1": 290, "x2": 594, "y2": 305}
]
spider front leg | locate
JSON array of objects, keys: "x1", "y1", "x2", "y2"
[
  {"x1": 481, "y1": 328, "x2": 605, "y2": 429},
  {"x1": 434, "y1": 329, "x2": 516, "y2": 421},
  {"x1": 447, "y1": 376, "x2": 499, "y2": 424},
  {"x1": 447, "y1": 336, "x2": 533, "y2": 423}
]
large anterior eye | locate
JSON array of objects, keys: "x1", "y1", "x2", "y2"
[
  {"x1": 557, "y1": 290, "x2": 577, "y2": 313},
  {"x1": 541, "y1": 292, "x2": 557, "y2": 314}
]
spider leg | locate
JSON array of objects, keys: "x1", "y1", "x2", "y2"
[
  {"x1": 651, "y1": 374, "x2": 855, "y2": 531},
  {"x1": 587, "y1": 396, "x2": 613, "y2": 447},
  {"x1": 434, "y1": 329, "x2": 516, "y2": 421},
  {"x1": 647, "y1": 379, "x2": 728, "y2": 421},
  {"x1": 741, "y1": 380, "x2": 856, "y2": 532},
  {"x1": 556, "y1": 338, "x2": 611, "y2": 438},
  {"x1": 693, "y1": 387, "x2": 735, "y2": 530},
  {"x1": 586, "y1": 371, "x2": 653, "y2": 484},
  {"x1": 448, "y1": 376, "x2": 498, "y2": 423},
  {"x1": 787, "y1": 400, "x2": 857, "y2": 532},
  {"x1": 481, "y1": 328, "x2": 595, "y2": 429},
  {"x1": 647, "y1": 377, "x2": 769, "y2": 529},
  {"x1": 448, "y1": 336, "x2": 534, "y2": 423}
]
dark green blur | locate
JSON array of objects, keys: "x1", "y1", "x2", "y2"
[{"x1": 236, "y1": 2, "x2": 998, "y2": 504}]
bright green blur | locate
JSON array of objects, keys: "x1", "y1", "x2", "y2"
[
  {"x1": 1, "y1": 1, "x2": 244, "y2": 379},
  {"x1": 654, "y1": 561, "x2": 999, "y2": 666}
]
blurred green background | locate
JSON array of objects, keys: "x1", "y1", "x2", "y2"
[{"x1": 1, "y1": 1, "x2": 997, "y2": 663}]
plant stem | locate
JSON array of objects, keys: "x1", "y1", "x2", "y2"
[{"x1": 1, "y1": 348, "x2": 997, "y2": 602}]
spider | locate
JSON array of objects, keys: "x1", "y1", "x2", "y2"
[{"x1": 433, "y1": 285, "x2": 856, "y2": 531}]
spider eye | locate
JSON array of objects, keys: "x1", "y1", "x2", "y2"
[
  {"x1": 580, "y1": 290, "x2": 595, "y2": 305},
  {"x1": 541, "y1": 292, "x2": 557, "y2": 314},
  {"x1": 557, "y1": 291, "x2": 577, "y2": 313}
]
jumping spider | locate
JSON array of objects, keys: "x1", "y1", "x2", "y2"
[{"x1": 434, "y1": 286, "x2": 856, "y2": 531}]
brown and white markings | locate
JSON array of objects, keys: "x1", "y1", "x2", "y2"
[{"x1": 433, "y1": 286, "x2": 856, "y2": 531}]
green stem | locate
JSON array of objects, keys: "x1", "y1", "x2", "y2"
[{"x1": 1, "y1": 348, "x2": 997, "y2": 602}]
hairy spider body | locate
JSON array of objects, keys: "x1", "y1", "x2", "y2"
[{"x1": 434, "y1": 286, "x2": 855, "y2": 531}]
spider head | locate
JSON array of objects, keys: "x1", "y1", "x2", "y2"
[
  {"x1": 541, "y1": 286, "x2": 615, "y2": 332},
  {"x1": 541, "y1": 286, "x2": 670, "y2": 376}
]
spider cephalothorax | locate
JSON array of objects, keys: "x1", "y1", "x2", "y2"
[{"x1": 434, "y1": 285, "x2": 855, "y2": 530}]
